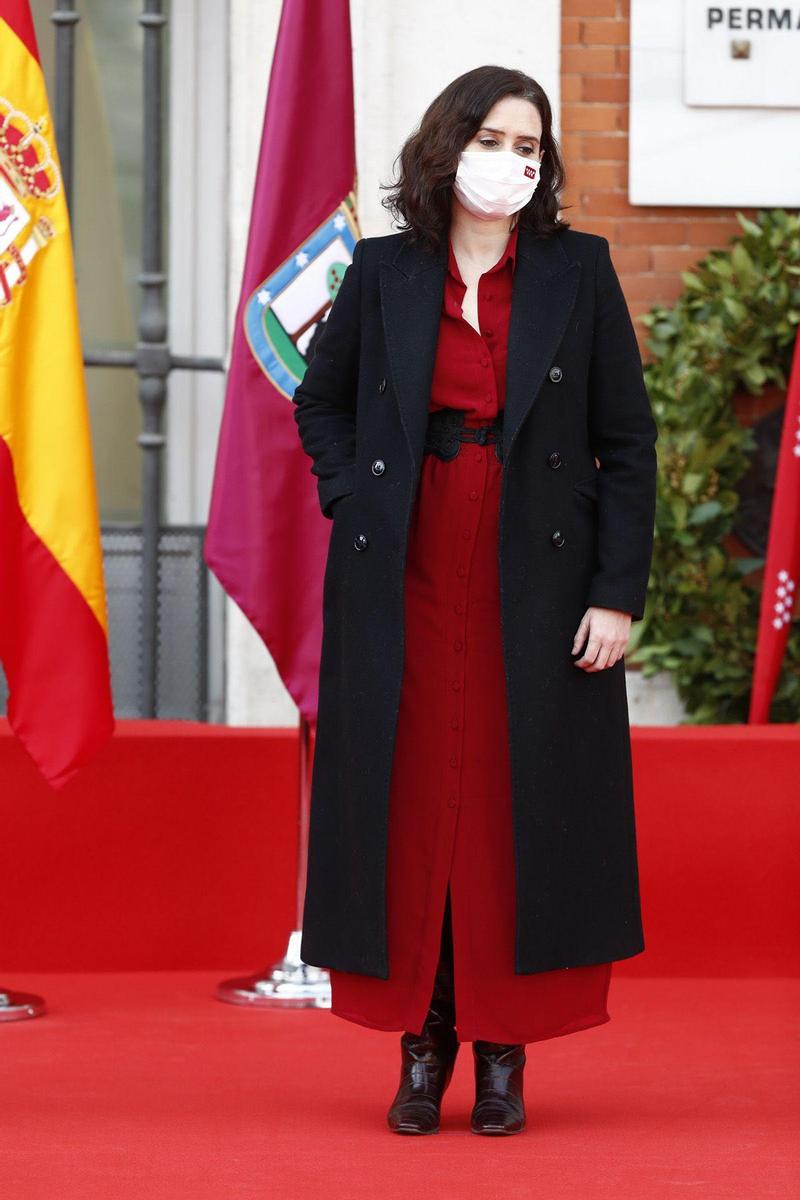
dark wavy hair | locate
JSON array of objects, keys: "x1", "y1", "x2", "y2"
[{"x1": 380, "y1": 65, "x2": 571, "y2": 254}]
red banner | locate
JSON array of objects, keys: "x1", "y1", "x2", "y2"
[
  {"x1": 748, "y1": 325, "x2": 800, "y2": 722},
  {"x1": 204, "y1": 0, "x2": 359, "y2": 723}
]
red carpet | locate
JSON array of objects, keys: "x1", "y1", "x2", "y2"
[
  {"x1": 2, "y1": 723, "x2": 798, "y2": 1194},
  {"x1": 2, "y1": 972, "x2": 797, "y2": 1198}
]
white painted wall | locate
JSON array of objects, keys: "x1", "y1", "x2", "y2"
[{"x1": 167, "y1": 0, "x2": 230, "y2": 724}]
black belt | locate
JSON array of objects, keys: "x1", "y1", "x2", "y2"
[{"x1": 423, "y1": 406, "x2": 504, "y2": 463}]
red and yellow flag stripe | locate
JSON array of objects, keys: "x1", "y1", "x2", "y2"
[{"x1": 0, "y1": 1, "x2": 114, "y2": 788}]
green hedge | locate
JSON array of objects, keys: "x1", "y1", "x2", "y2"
[{"x1": 629, "y1": 209, "x2": 800, "y2": 723}]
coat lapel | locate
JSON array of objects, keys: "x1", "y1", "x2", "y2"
[{"x1": 379, "y1": 222, "x2": 582, "y2": 476}]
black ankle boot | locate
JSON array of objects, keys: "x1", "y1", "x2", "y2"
[
  {"x1": 387, "y1": 895, "x2": 459, "y2": 1134},
  {"x1": 470, "y1": 1041, "x2": 526, "y2": 1135}
]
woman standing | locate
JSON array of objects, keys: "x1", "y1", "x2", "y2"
[{"x1": 292, "y1": 65, "x2": 658, "y2": 1137}]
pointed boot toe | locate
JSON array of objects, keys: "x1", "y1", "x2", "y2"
[{"x1": 387, "y1": 1091, "x2": 442, "y2": 1135}]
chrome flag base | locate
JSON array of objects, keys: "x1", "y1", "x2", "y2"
[
  {"x1": 0, "y1": 989, "x2": 46, "y2": 1022},
  {"x1": 217, "y1": 930, "x2": 331, "y2": 1009}
]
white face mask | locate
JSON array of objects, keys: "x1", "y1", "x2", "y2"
[{"x1": 453, "y1": 149, "x2": 542, "y2": 220}]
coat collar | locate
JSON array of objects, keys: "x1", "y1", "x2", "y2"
[{"x1": 378, "y1": 222, "x2": 581, "y2": 477}]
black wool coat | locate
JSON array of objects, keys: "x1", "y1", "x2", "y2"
[{"x1": 291, "y1": 221, "x2": 659, "y2": 979}]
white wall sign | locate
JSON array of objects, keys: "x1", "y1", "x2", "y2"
[
  {"x1": 684, "y1": 2, "x2": 800, "y2": 107},
  {"x1": 630, "y1": 0, "x2": 800, "y2": 205}
]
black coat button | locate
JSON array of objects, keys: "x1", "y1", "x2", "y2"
[
  {"x1": 378, "y1": 377, "x2": 387, "y2": 393},
  {"x1": 549, "y1": 365, "x2": 563, "y2": 383},
  {"x1": 548, "y1": 451, "x2": 562, "y2": 469},
  {"x1": 354, "y1": 533, "x2": 369, "y2": 551},
  {"x1": 551, "y1": 530, "x2": 565, "y2": 548},
  {"x1": 371, "y1": 459, "x2": 386, "y2": 476}
]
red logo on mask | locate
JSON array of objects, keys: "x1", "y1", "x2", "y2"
[{"x1": 524, "y1": 165, "x2": 537, "y2": 179}]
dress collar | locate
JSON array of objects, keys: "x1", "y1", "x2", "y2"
[{"x1": 447, "y1": 220, "x2": 520, "y2": 284}]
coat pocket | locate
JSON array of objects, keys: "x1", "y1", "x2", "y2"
[
  {"x1": 331, "y1": 491, "x2": 356, "y2": 519},
  {"x1": 572, "y1": 470, "x2": 600, "y2": 503}
]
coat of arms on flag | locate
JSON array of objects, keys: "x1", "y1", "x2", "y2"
[
  {"x1": 0, "y1": 97, "x2": 59, "y2": 308},
  {"x1": 244, "y1": 199, "x2": 359, "y2": 400}
]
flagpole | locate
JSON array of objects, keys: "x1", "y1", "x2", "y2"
[
  {"x1": 216, "y1": 713, "x2": 331, "y2": 1008},
  {"x1": 204, "y1": 0, "x2": 357, "y2": 1007}
]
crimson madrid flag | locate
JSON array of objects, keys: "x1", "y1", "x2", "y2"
[
  {"x1": 748, "y1": 324, "x2": 800, "y2": 722},
  {"x1": 204, "y1": 0, "x2": 360, "y2": 723}
]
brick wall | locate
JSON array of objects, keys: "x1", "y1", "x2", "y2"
[{"x1": 559, "y1": 0, "x2": 759, "y2": 363}]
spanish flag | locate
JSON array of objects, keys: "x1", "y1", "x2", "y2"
[{"x1": 0, "y1": 1, "x2": 114, "y2": 788}]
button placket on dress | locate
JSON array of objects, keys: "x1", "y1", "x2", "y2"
[
  {"x1": 445, "y1": 258, "x2": 502, "y2": 1038},
  {"x1": 442, "y1": 253, "x2": 502, "y2": 833},
  {"x1": 444, "y1": 443, "x2": 488, "y2": 820}
]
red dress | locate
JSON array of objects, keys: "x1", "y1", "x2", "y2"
[{"x1": 329, "y1": 222, "x2": 613, "y2": 1043}]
